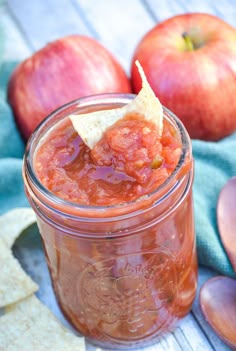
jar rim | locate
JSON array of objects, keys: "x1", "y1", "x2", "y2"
[{"x1": 24, "y1": 93, "x2": 192, "y2": 220}]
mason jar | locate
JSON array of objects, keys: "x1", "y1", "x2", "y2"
[{"x1": 23, "y1": 94, "x2": 197, "y2": 349}]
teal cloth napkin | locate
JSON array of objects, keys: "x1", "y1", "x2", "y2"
[
  {"x1": 0, "y1": 61, "x2": 236, "y2": 278},
  {"x1": 0, "y1": 62, "x2": 28, "y2": 213}
]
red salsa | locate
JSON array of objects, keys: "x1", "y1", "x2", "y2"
[
  {"x1": 27, "y1": 103, "x2": 197, "y2": 348},
  {"x1": 35, "y1": 113, "x2": 181, "y2": 206}
]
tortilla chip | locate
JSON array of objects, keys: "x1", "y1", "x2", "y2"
[
  {"x1": 70, "y1": 60, "x2": 163, "y2": 149},
  {"x1": 0, "y1": 239, "x2": 38, "y2": 308},
  {"x1": 0, "y1": 295, "x2": 85, "y2": 351},
  {"x1": 0, "y1": 208, "x2": 36, "y2": 249}
]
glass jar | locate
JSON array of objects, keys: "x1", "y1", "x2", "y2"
[{"x1": 23, "y1": 94, "x2": 197, "y2": 349}]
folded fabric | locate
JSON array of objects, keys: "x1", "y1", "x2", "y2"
[
  {"x1": 0, "y1": 61, "x2": 235, "y2": 278},
  {"x1": 193, "y1": 135, "x2": 236, "y2": 277},
  {"x1": 0, "y1": 62, "x2": 24, "y2": 158},
  {"x1": 0, "y1": 23, "x2": 5, "y2": 66}
]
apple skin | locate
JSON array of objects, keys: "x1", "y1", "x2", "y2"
[
  {"x1": 131, "y1": 13, "x2": 236, "y2": 141},
  {"x1": 8, "y1": 35, "x2": 131, "y2": 140}
]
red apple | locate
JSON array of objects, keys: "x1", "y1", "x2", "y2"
[
  {"x1": 8, "y1": 35, "x2": 131, "y2": 140},
  {"x1": 131, "y1": 13, "x2": 236, "y2": 141}
]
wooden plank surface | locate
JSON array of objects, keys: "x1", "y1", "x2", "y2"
[
  {"x1": 0, "y1": 4, "x2": 31, "y2": 61},
  {"x1": 1, "y1": 1, "x2": 235, "y2": 350},
  {"x1": 7, "y1": 0, "x2": 91, "y2": 50},
  {"x1": 145, "y1": 0, "x2": 236, "y2": 26},
  {"x1": 73, "y1": 0, "x2": 155, "y2": 71}
]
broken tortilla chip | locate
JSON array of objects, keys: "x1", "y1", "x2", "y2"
[
  {"x1": 70, "y1": 60, "x2": 163, "y2": 149},
  {"x1": 0, "y1": 239, "x2": 38, "y2": 308},
  {"x1": 0, "y1": 295, "x2": 85, "y2": 351},
  {"x1": 0, "y1": 208, "x2": 36, "y2": 249}
]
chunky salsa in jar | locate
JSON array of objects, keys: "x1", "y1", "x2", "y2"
[
  {"x1": 35, "y1": 114, "x2": 181, "y2": 206},
  {"x1": 24, "y1": 94, "x2": 197, "y2": 349}
]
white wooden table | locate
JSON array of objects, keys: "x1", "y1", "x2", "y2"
[{"x1": 1, "y1": 1, "x2": 235, "y2": 350}]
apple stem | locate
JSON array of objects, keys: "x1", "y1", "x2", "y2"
[{"x1": 182, "y1": 32, "x2": 194, "y2": 51}]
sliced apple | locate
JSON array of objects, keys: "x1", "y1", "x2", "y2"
[{"x1": 69, "y1": 60, "x2": 163, "y2": 149}]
